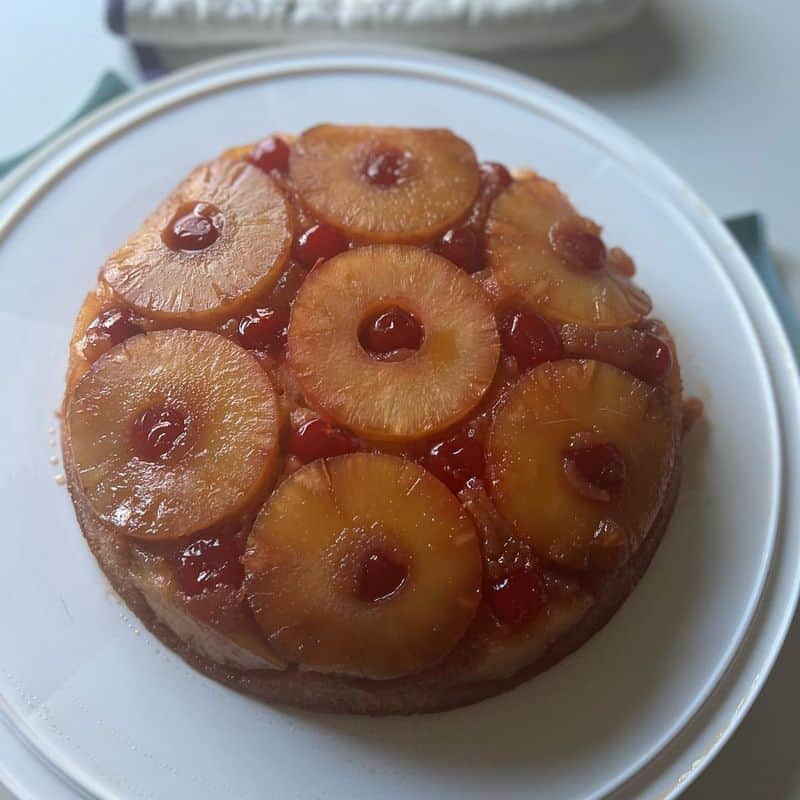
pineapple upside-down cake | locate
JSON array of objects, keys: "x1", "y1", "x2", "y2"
[{"x1": 62, "y1": 125, "x2": 697, "y2": 714}]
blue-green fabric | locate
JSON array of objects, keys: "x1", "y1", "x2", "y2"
[
  {"x1": 726, "y1": 214, "x2": 799, "y2": 358},
  {"x1": 0, "y1": 71, "x2": 129, "y2": 179}
]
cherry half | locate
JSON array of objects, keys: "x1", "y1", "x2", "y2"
[
  {"x1": 549, "y1": 216, "x2": 607, "y2": 272},
  {"x1": 563, "y1": 441, "x2": 626, "y2": 502},
  {"x1": 237, "y1": 307, "x2": 289, "y2": 352},
  {"x1": 362, "y1": 147, "x2": 413, "y2": 188},
  {"x1": 132, "y1": 404, "x2": 188, "y2": 462},
  {"x1": 176, "y1": 534, "x2": 244, "y2": 597},
  {"x1": 423, "y1": 431, "x2": 485, "y2": 494},
  {"x1": 631, "y1": 333, "x2": 673, "y2": 384},
  {"x1": 293, "y1": 223, "x2": 348, "y2": 269},
  {"x1": 289, "y1": 418, "x2": 355, "y2": 463},
  {"x1": 358, "y1": 306, "x2": 423, "y2": 358},
  {"x1": 357, "y1": 550, "x2": 407, "y2": 603},
  {"x1": 82, "y1": 307, "x2": 143, "y2": 363},
  {"x1": 480, "y1": 161, "x2": 513, "y2": 190},
  {"x1": 436, "y1": 226, "x2": 482, "y2": 273},
  {"x1": 488, "y1": 569, "x2": 547, "y2": 627},
  {"x1": 246, "y1": 136, "x2": 290, "y2": 174},
  {"x1": 500, "y1": 310, "x2": 563, "y2": 372}
]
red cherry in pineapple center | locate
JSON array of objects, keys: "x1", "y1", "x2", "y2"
[
  {"x1": 288, "y1": 418, "x2": 355, "y2": 463},
  {"x1": 489, "y1": 570, "x2": 547, "y2": 627},
  {"x1": 500, "y1": 310, "x2": 563, "y2": 372},
  {"x1": 357, "y1": 549, "x2": 408, "y2": 603},
  {"x1": 246, "y1": 136, "x2": 290, "y2": 174},
  {"x1": 423, "y1": 431, "x2": 485, "y2": 494},
  {"x1": 83, "y1": 307, "x2": 143, "y2": 363},
  {"x1": 549, "y1": 216, "x2": 607, "y2": 272},
  {"x1": 362, "y1": 147, "x2": 413, "y2": 188},
  {"x1": 564, "y1": 441, "x2": 626, "y2": 500},
  {"x1": 237, "y1": 307, "x2": 289, "y2": 352},
  {"x1": 359, "y1": 306, "x2": 423, "y2": 358},
  {"x1": 176, "y1": 535, "x2": 244, "y2": 597},
  {"x1": 162, "y1": 202, "x2": 223, "y2": 252},
  {"x1": 293, "y1": 223, "x2": 348, "y2": 269},
  {"x1": 132, "y1": 404, "x2": 189, "y2": 462}
]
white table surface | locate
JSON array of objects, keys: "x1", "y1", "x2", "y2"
[{"x1": 1, "y1": 1, "x2": 798, "y2": 797}]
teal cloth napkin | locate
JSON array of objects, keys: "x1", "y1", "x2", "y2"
[
  {"x1": 0, "y1": 71, "x2": 129, "y2": 179},
  {"x1": 726, "y1": 214, "x2": 799, "y2": 355},
  {"x1": 1, "y1": 72, "x2": 795, "y2": 358}
]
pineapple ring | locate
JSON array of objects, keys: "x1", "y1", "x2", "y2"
[
  {"x1": 102, "y1": 158, "x2": 293, "y2": 324},
  {"x1": 488, "y1": 359, "x2": 676, "y2": 571},
  {"x1": 289, "y1": 125, "x2": 480, "y2": 243},
  {"x1": 486, "y1": 177, "x2": 652, "y2": 328},
  {"x1": 66, "y1": 329, "x2": 281, "y2": 540},
  {"x1": 244, "y1": 453, "x2": 483, "y2": 679},
  {"x1": 288, "y1": 245, "x2": 501, "y2": 441}
]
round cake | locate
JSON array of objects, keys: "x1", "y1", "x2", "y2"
[{"x1": 61, "y1": 124, "x2": 691, "y2": 714}]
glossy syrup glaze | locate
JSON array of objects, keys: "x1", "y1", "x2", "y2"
[{"x1": 66, "y1": 131, "x2": 693, "y2": 682}]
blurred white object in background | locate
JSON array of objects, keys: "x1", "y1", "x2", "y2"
[{"x1": 109, "y1": 0, "x2": 648, "y2": 50}]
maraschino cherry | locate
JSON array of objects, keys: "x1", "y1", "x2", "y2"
[
  {"x1": 500, "y1": 310, "x2": 563, "y2": 372},
  {"x1": 289, "y1": 418, "x2": 355, "y2": 463}
]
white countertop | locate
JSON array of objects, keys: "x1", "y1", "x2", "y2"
[{"x1": 1, "y1": 1, "x2": 797, "y2": 797}]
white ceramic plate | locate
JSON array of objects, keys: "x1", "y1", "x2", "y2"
[{"x1": 0, "y1": 45, "x2": 798, "y2": 800}]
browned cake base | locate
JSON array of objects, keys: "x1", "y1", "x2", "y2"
[{"x1": 63, "y1": 430, "x2": 680, "y2": 715}]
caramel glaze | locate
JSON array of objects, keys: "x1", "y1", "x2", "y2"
[{"x1": 65, "y1": 139, "x2": 700, "y2": 680}]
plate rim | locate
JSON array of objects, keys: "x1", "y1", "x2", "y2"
[{"x1": 1, "y1": 42, "x2": 798, "y2": 800}]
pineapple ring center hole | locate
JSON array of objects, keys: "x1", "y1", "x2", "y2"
[
  {"x1": 361, "y1": 146, "x2": 414, "y2": 188},
  {"x1": 357, "y1": 549, "x2": 408, "y2": 603},
  {"x1": 329, "y1": 527, "x2": 409, "y2": 604},
  {"x1": 562, "y1": 432, "x2": 626, "y2": 503},
  {"x1": 161, "y1": 201, "x2": 224, "y2": 252},
  {"x1": 131, "y1": 402, "x2": 190, "y2": 463},
  {"x1": 357, "y1": 305, "x2": 424, "y2": 361}
]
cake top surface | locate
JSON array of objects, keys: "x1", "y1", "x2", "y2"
[{"x1": 64, "y1": 124, "x2": 682, "y2": 685}]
